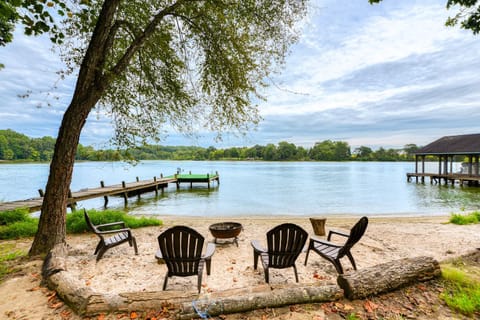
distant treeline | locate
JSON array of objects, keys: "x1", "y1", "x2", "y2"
[{"x1": 0, "y1": 129, "x2": 420, "y2": 162}]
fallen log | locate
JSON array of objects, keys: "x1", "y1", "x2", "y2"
[
  {"x1": 178, "y1": 284, "x2": 343, "y2": 319},
  {"x1": 337, "y1": 256, "x2": 441, "y2": 300}
]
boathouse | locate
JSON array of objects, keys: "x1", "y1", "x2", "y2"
[{"x1": 407, "y1": 133, "x2": 480, "y2": 186}]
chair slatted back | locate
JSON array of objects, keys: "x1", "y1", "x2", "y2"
[
  {"x1": 338, "y1": 216, "x2": 368, "y2": 258},
  {"x1": 84, "y1": 210, "x2": 102, "y2": 239},
  {"x1": 158, "y1": 226, "x2": 204, "y2": 277},
  {"x1": 266, "y1": 223, "x2": 308, "y2": 268}
]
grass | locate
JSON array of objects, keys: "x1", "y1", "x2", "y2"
[
  {"x1": 0, "y1": 243, "x2": 27, "y2": 282},
  {"x1": 441, "y1": 263, "x2": 480, "y2": 316},
  {"x1": 0, "y1": 208, "x2": 162, "y2": 239},
  {"x1": 449, "y1": 210, "x2": 480, "y2": 225}
]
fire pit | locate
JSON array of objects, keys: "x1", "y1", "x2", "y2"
[{"x1": 209, "y1": 222, "x2": 242, "y2": 246}]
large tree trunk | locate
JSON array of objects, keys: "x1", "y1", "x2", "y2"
[
  {"x1": 28, "y1": 0, "x2": 122, "y2": 257},
  {"x1": 28, "y1": 100, "x2": 93, "y2": 256}
]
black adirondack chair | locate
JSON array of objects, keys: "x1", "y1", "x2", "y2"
[
  {"x1": 84, "y1": 209, "x2": 138, "y2": 261},
  {"x1": 157, "y1": 226, "x2": 215, "y2": 293},
  {"x1": 304, "y1": 216, "x2": 368, "y2": 274},
  {"x1": 251, "y1": 223, "x2": 308, "y2": 283}
]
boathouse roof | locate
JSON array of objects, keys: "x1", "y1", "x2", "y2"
[{"x1": 415, "y1": 133, "x2": 480, "y2": 156}]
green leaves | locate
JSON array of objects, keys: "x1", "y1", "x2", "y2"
[
  {"x1": 0, "y1": 0, "x2": 74, "y2": 49},
  {"x1": 61, "y1": 0, "x2": 308, "y2": 149}
]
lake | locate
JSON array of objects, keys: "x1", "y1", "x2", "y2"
[{"x1": 1, "y1": 160, "x2": 479, "y2": 217}]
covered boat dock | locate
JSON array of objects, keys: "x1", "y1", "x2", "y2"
[{"x1": 407, "y1": 133, "x2": 480, "y2": 186}]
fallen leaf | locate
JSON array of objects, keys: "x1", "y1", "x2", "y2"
[
  {"x1": 47, "y1": 292, "x2": 57, "y2": 302},
  {"x1": 97, "y1": 314, "x2": 106, "y2": 320},
  {"x1": 130, "y1": 311, "x2": 138, "y2": 319},
  {"x1": 289, "y1": 305, "x2": 299, "y2": 312},
  {"x1": 85, "y1": 280, "x2": 91, "y2": 286},
  {"x1": 364, "y1": 300, "x2": 379, "y2": 313},
  {"x1": 49, "y1": 302, "x2": 64, "y2": 309},
  {"x1": 27, "y1": 286, "x2": 41, "y2": 291},
  {"x1": 60, "y1": 310, "x2": 72, "y2": 319},
  {"x1": 343, "y1": 303, "x2": 354, "y2": 311}
]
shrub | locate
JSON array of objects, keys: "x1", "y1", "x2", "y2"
[
  {"x1": 449, "y1": 211, "x2": 480, "y2": 225},
  {"x1": 0, "y1": 208, "x2": 31, "y2": 225},
  {"x1": 66, "y1": 209, "x2": 162, "y2": 234},
  {"x1": 0, "y1": 208, "x2": 162, "y2": 239},
  {"x1": 0, "y1": 220, "x2": 38, "y2": 239}
]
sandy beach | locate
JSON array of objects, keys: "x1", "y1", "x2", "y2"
[{"x1": 1, "y1": 214, "x2": 479, "y2": 319}]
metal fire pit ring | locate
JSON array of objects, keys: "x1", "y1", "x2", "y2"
[{"x1": 209, "y1": 222, "x2": 242, "y2": 247}]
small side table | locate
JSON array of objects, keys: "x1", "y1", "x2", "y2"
[{"x1": 309, "y1": 217, "x2": 327, "y2": 236}]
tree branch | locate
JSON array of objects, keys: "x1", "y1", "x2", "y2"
[{"x1": 104, "y1": 0, "x2": 189, "y2": 83}]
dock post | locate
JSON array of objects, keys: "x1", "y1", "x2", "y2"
[
  {"x1": 154, "y1": 177, "x2": 158, "y2": 196},
  {"x1": 207, "y1": 173, "x2": 210, "y2": 189},
  {"x1": 100, "y1": 181, "x2": 109, "y2": 208},
  {"x1": 38, "y1": 189, "x2": 44, "y2": 197},
  {"x1": 122, "y1": 181, "x2": 128, "y2": 206},
  {"x1": 68, "y1": 189, "x2": 77, "y2": 211},
  {"x1": 175, "y1": 174, "x2": 180, "y2": 190},
  {"x1": 135, "y1": 177, "x2": 141, "y2": 199}
]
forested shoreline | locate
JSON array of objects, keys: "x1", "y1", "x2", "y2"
[{"x1": 0, "y1": 129, "x2": 420, "y2": 162}]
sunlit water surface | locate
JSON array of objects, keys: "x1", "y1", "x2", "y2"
[{"x1": 1, "y1": 161, "x2": 479, "y2": 217}]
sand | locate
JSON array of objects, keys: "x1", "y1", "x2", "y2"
[{"x1": 1, "y1": 215, "x2": 479, "y2": 319}]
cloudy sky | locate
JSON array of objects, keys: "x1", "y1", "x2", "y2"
[{"x1": 0, "y1": 0, "x2": 479, "y2": 150}]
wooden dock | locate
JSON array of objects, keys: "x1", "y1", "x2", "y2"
[
  {"x1": 407, "y1": 172, "x2": 480, "y2": 186},
  {"x1": 0, "y1": 172, "x2": 219, "y2": 213},
  {"x1": 174, "y1": 172, "x2": 220, "y2": 189}
]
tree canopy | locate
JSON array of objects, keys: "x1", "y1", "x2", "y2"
[
  {"x1": 59, "y1": 0, "x2": 308, "y2": 149},
  {"x1": 27, "y1": 0, "x2": 309, "y2": 256}
]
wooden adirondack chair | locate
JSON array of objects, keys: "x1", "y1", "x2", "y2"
[
  {"x1": 157, "y1": 226, "x2": 215, "y2": 293},
  {"x1": 304, "y1": 216, "x2": 368, "y2": 274},
  {"x1": 84, "y1": 209, "x2": 138, "y2": 261},
  {"x1": 251, "y1": 223, "x2": 308, "y2": 283}
]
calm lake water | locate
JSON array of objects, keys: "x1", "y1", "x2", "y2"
[{"x1": 1, "y1": 161, "x2": 479, "y2": 217}]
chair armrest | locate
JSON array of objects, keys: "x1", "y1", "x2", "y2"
[
  {"x1": 251, "y1": 240, "x2": 266, "y2": 253},
  {"x1": 203, "y1": 242, "x2": 215, "y2": 259},
  {"x1": 95, "y1": 228, "x2": 131, "y2": 235},
  {"x1": 96, "y1": 221, "x2": 126, "y2": 229},
  {"x1": 310, "y1": 237, "x2": 343, "y2": 249},
  {"x1": 327, "y1": 230, "x2": 349, "y2": 241}
]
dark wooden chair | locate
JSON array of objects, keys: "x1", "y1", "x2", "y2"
[
  {"x1": 156, "y1": 226, "x2": 215, "y2": 293},
  {"x1": 84, "y1": 209, "x2": 138, "y2": 261},
  {"x1": 251, "y1": 223, "x2": 308, "y2": 283},
  {"x1": 304, "y1": 216, "x2": 368, "y2": 274}
]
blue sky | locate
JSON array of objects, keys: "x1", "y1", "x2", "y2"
[{"x1": 0, "y1": 0, "x2": 479, "y2": 150}]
